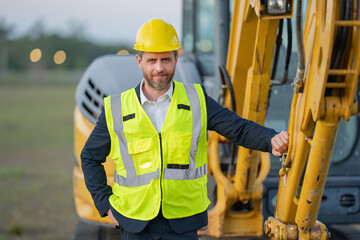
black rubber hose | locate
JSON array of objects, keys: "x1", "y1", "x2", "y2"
[
  {"x1": 333, "y1": 0, "x2": 352, "y2": 69},
  {"x1": 328, "y1": 0, "x2": 352, "y2": 85},
  {"x1": 271, "y1": 19, "x2": 284, "y2": 80},
  {"x1": 283, "y1": 18, "x2": 292, "y2": 83},
  {"x1": 219, "y1": 64, "x2": 236, "y2": 112},
  {"x1": 330, "y1": 0, "x2": 346, "y2": 70},
  {"x1": 218, "y1": 64, "x2": 237, "y2": 177}
]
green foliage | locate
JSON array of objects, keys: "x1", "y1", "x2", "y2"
[
  {"x1": 0, "y1": 19, "x2": 12, "y2": 40},
  {"x1": 0, "y1": 19, "x2": 134, "y2": 71},
  {"x1": 7, "y1": 33, "x2": 131, "y2": 70},
  {"x1": 7, "y1": 221, "x2": 23, "y2": 236}
]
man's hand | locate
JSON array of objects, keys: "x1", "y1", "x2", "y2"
[
  {"x1": 107, "y1": 208, "x2": 119, "y2": 226},
  {"x1": 271, "y1": 131, "x2": 289, "y2": 157}
]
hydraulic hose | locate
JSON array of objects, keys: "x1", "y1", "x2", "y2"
[
  {"x1": 272, "y1": 18, "x2": 293, "y2": 85},
  {"x1": 283, "y1": 18, "x2": 292, "y2": 83},
  {"x1": 280, "y1": 0, "x2": 305, "y2": 176},
  {"x1": 271, "y1": 19, "x2": 284, "y2": 80},
  {"x1": 219, "y1": 64, "x2": 236, "y2": 112},
  {"x1": 294, "y1": 0, "x2": 305, "y2": 90},
  {"x1": 218, "y1": 65, "x2": 237, "y2": 176}
]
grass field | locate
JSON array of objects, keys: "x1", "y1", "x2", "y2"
[{"x1": 0, "y1": 74, "x2": 80, "y2": 240}]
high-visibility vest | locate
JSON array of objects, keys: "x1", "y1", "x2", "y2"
[{"x1": 104, "y1": 80, "x2": 210, "y2": 221}]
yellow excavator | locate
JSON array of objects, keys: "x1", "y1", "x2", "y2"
[
  {"x1": 204, "y1": 0, "x2": 360, "y2": 239},
  {"x1": 72, "y1": 0, "x2": 360, "y2": 239}
]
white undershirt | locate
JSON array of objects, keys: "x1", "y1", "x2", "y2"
[{"x1": 139, "y1": 79, "x2": 173, "y2": 133}]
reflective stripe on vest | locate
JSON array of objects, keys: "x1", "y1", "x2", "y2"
[
  {"x1": 114, "y1": 169, "x2": 160, "y2": 187},
  {"x1": 110, "y1": 94, "x2": 160, "y2": 186},
  {"x1": 109, "y1": 82, "x2": 206, "y2": 187},
  {"x1": 163, "y1": 83, "x2": 205, "y2": 180},
  {"x1": 110, "y1": 94, "x2": 137, "y2": 178},
  {"x1": 163, "y1": 164, "x2": 207, "y2": 180}
]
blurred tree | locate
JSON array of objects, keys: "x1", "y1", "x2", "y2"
[
  {"x1": 6, "y1": 19, "x2": 132, "y2": 71},
  {"x1": 27, "y1": 19, "x2": 47, "y2": 40},
  {"x1": 66, "y1": 19, "x2": 86, "y2": 41},
  {"x1": 0, "y1": 19, "x2": 13, "y2": 80}
]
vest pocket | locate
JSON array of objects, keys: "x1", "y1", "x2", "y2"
[
  {"x1": 168, "y1": 132, "x2": 192, "y2": 165},
  {"x1": 127, "y1": 137, "x2": 155, "y2": 175}
]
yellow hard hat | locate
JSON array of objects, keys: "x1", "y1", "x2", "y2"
[{"x1": 133, "y1": 19, "x2": 181, "y2": 52}]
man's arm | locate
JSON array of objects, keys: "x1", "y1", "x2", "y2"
[
  {"x1": 80, "y1": 108, "x2": 112, "y2": 217},
  {"x1": 204, "y1": 87, "x2": 288, "y2": 154}
]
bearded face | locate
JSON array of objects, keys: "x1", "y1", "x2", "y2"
[
  {"x1": 142, "y1": 66, "x2": 175, "y2": 90},
  {"x1": 136, "y1": 51, "x2": 178, "y2": 91}
]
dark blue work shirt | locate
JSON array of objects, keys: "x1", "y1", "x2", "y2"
[{"x1": 81, "y1": 83, "x2": 277, "y2": 233}]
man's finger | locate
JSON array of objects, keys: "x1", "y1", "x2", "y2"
[
  {"x1": 273, "y1": 136, "x2": 288, "y2": 153},
  {"x1": 272, "y1": 149, "x2": 282, "y2": 157},
  {"x1": 107, "y1": 209, "x2": 119, "y2": 225},
  {"x1": 279, "y1": 131, "x2": 289, "y2": 146},
  {"x1": 281, "y1": 131, "x2": 289, "y2": 140}
]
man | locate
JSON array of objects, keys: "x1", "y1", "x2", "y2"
[{"x1": 81, "y1": 19, "x2": 289, "y2": 240}]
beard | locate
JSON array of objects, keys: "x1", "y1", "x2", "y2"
[{"x1": 143, "y1": 69, "x2": 175, "y2": 91}]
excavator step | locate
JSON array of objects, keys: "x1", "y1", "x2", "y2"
[
  {"x1": 334, "y1": 20, "x2": 360, "y2": 26},
  {"x1": 326, "y1": 82, "x2": 346, "y2": 88},
  {"x1": 328, "y1": 69, "x2": 357, "y2": 75}
]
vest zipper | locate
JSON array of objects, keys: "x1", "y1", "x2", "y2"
[{"x1": 159, "y1": 133, "x2": 163, "y2": 203}]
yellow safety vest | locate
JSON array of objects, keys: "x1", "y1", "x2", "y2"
[{"x1": 104, "y1": 80, "x2": 210, "y2": 220}]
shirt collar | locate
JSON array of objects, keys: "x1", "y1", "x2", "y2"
[{"x1": 140, "y1": 79, "x2": 173, "y2": 105}]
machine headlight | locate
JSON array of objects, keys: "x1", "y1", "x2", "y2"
[{"x1": 265, "y1": 0, "x2": 289, "y2": 15}]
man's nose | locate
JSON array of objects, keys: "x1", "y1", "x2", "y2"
[{"x1": 155, "y1": 62, "x2": 164, "y2": 72}]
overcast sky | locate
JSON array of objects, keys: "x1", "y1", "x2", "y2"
[{"x1": 0, "y1": 0, "x2": 183, "y2": 45}]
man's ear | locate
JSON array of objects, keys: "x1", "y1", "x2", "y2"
[{"x1": 136, "y1": 55, "x2": 142, "y2": 69}]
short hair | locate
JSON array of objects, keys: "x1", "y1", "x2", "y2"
[{"x1": 136, "y1": 51, "x2": 178, "y2": 59}]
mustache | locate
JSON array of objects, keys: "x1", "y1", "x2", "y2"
[{"x1": 152, "y1": 73, "x2": 168, "y2": 77}]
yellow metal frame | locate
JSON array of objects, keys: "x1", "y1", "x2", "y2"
[
  {"x1": 204, "y1": 0, "x2": 283, "y2": 237},
  {"x1": 206, "y1": 0, "x2": 360, "y2": 239},
  {"x1": 205, "y1": 131, "x2": 271, "y2": 238},
  {"x1": 266, "y1": 0, "x2": 360, "y2": 239}
]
